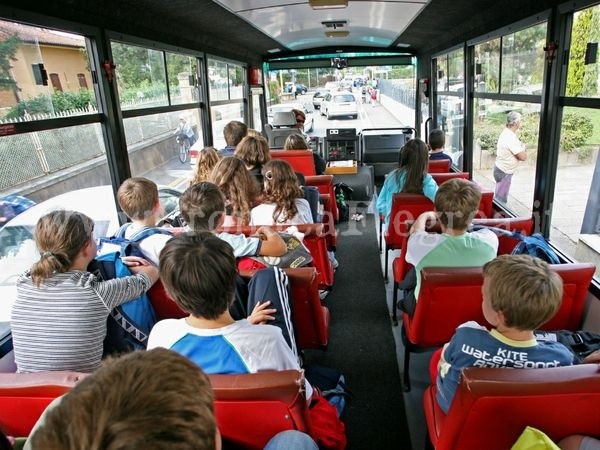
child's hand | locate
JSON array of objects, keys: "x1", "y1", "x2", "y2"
[
  {"x1": 247, "y1": 301, "x2": 276, "y2": 325},
  {"x1": 582, "y1": 349, "x2": 600, "y2": 364},
  {"x1": 121, "y1": 256, "x2": 151, "y2": 267}
]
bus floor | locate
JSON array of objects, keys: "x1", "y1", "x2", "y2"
[{"x1": 303, "y1": 214, "x2": 410, "y2": 450}]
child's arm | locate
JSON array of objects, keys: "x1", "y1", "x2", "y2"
[
  {"x1": 255, "y1": 227, "x2": 287, "y2": 256},
  {"x1": 247, "y1": 300, "x2": 276, "y2": 325},
  {"x1": 410, "y1": 211, "x2": 438, "y2": 235},
  {"x1": 122, "y1": 256, "x2": 160, "y2": 284}
]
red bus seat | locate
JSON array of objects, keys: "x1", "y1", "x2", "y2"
[
  {"x1": 305, "y1": 174, "x2": 339, "y2": 222},
  {"x1": 472, "y1": 216, "x2": 535, "y2": 254},
  {"x1": 210, "y1": 370, "x2": 311, "y2": 450},
  {"x1": 0, "y1": 371, "x2": 85, "y2": 437},
  {"x1": 400, "y1": 262, "x2": 596, "y2": 390},
  {"x1": 424, "y1": 364, "x2": 600, "y2": 450},
  {"x1": 430, "y1": 172, "x2": 469, "y2": 185},
  {"x1": 270, "y1": 150, "x2": 316, "y2": 176},
  {"x1": 427, "y1": 159, "x2": 451, "y2": 173}
]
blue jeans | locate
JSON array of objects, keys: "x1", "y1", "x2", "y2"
[{"x1": 264, "y1": 431, "x2": 318, "y2": 450}]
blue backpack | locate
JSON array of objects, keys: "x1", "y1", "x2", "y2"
[
  {"x1": 473, "y1": 226, "x2": 561, "y2": 264},
  {"x1": 91, "y1": 224, "x2": 173, "y2": 354}
]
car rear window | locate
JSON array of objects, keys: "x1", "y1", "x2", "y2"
[{"x1": 334, "y1": 94, "x2": 355, "y2": 103}]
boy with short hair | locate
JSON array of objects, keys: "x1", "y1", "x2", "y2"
[
  {"x1": 221, "y1": 120, "x2": 248, "y2": 157},
  {"x1": 400, "y1": 178, "x2": 498, "y2": 315},
  {"x1": 428, "y1": 129, "x2": 452, "y2": 163},
  {"x1": 115, "y1": 177, "x2": 173, "y2": 266},
  {"x1": 435, "y1": 254, "x2": 574, "y2": 413},
  {"x1": 148, "y1": 234, "x2": 307, "y2": 394},
  {"x1": 179, "y1": 181, "x2": 296, "y2": 352}
]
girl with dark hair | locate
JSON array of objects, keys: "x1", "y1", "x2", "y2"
[
  {"x1": 251, "y1": 160, "x2": 313, "y2": 225},
  {"x1": 376, "y1": 138, "x2": 438, "y2": 227},
  {"x1": 234, "y1": 135, "x2": 271, "y2": 191}
]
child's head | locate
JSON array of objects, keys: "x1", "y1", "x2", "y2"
[
  {"x1": 246, "y1": 128, "x2": 262, "y2": 138},
  {"x1": 30, "y1": 210, "x2": 95, "y2": 286},
  {"x1": 223, "y1": 120, "x2": 248, "y2": 147},
  {"x1": 160, "y1": 233, "x2": 236, "y2": 319},
  {"x1": 434, "y1": 178, "x2": 481, "y2": 231},
  {"x1": 262, "y1": 160, "x2": 303, "y2": 223},
  {"x1": 209, "y1": 156, "x2": 258, "y2": 225},
  {"x1": 190, "y1": 147, "x2": 220, "y2": 185},
  {"x1": 283, "y1": 133, "x2": 309, "y2": 150},
  {"x1": 398, "y1": 138, "x2": 429, "y2": 194},
  {"x1": 30, "y1": 348, "x2": 217, "y2": 450},
  {"x1": 234, "y1": 135, "x2": 270, "y2": 168},
  {"x1": 482, "y1": 254, "x2": 563, "y2": 331},
  {"x1": 179, "y1": 182, "x2": 225, "y2": 232},
  {"x1": 428, "y1": 129, "x2": 445, "y2": 151},
  {"x1": 117, "y1": 177, "x2": 159, "y2": 221}
]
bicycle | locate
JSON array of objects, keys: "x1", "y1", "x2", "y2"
[{"x1": 176, "y1": 134, "x2": 190, "y2": 163}]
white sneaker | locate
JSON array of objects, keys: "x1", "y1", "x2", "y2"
[
  {"x1": 328, "y1": 251, "x2": 339, "y2": 269},
  {"x1": 319, "y1": 289, "x2": 330, "y2": 300}
]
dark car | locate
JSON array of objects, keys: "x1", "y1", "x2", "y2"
[{"x1": 284, "y1": 83, "x2": 308, "y2": 95}]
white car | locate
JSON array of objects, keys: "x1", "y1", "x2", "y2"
[
  {"x1": 0, "y1": 185, "x2": 181, "y2": 323},
  {"x1": 320, "y1": 92, "x2": 358, "y2": 120},
  {"x1": 267, "y1": 102, "x2": 314, "y2": 133}
]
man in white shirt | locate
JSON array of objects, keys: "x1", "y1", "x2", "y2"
[{"x1": 493, "y1": 111, "x2": 527, "y2": 203}]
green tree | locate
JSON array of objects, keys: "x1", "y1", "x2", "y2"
[
  {"x1": 566, "y1": 8, "x2": 593, "y2": 97},
  {"x1": 0, "y1": 34, "x2": 21, "y2": 92}
]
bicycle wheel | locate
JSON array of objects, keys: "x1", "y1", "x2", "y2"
[{"x1": 178, "y1": 140, "x2": 189, "y2": 163}]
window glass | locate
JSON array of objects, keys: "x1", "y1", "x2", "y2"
[
  {"x1": 501, "y1": 23, "x2": 547, "y2": 94},
  {"x1": 474, "y1": 38, "x2": 500, "y2": 94},
  {"x1": 447, "y1": 48, "x2": 464, "y2": 93},
  {"x1": 472, "y1": 100, "x2": 540, "y2": 215},
  {"x1": 565, "y1": 4, "x2": 600, "y2": 99},
  {"x1": 0, "y1": 20, "x2": 96, "y2": 122},
  {"x1": 123, "y1": 108, "x2": 202, "y2": 179},
  {"x1": 111, "y1": 42, "x2": 168, "y2": 110},
  {"x1": 228, "y1": 65, "x2": 244, "y2": 100},
  {"x1": 436, "y1": 94, "x2": 464, "y2": 169},
  {"x1": 211, "y1": 103, "x2": 244, "y2": 150},
  {"x1": 551, "y1": 108, "x2": 600, "y2": 275},
  {"x1": 0, "y1": 125, "x2": 111, "y2": 324},
  {"x1": 209, "y1": 59, "x2": 229, "y2": 101},
  {"x1": 166, "y1": 52, "x2": 199, "y2": 105},
  {"x1": 436, "y1": 56, "x2": 448, "y2": 92}
]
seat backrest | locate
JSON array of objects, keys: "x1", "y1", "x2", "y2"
[
  {"x1": 472, "y1": 216, "x2": 535, "y2": 255},
  {"x1": 430, "y1": 172, "x2": 469, "y2": 185},
  {"x1": 240, "y1": 266, "x2": 329, "y2": 349},
  {"x1": 210, "y1": 370, "x2": 310, "y2": 450},
  {"x1": 428, "y1": 159, "x2": 451, "y2": 173},
  {"x1": 305, "y1": 175, "x2": 338, "y2": 222},
  {"x1": 433, "y1": 364, "x2": 600, "y2": 450},
  {"x1": 268, "y1": 112, "x2": 300, "y2": 148},
  {"x1": 404, "y1": 262, "x2": 596, "y2": 347},
  {"x1": 272, "y1": 111, "x2": 297, "y2": 128},
  {"x1": 270, "y1": 150, "x2": 316, "y2": 176},
  {"x1": 385, "y1": 193, "x2": 434, "y2": 249},
  {"x1": 0, "y1": 371, "x2": 85, "y2": 436}
]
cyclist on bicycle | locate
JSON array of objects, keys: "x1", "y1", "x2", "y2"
[{"x1": 174, "y1": 116, "x2": 196, "y2": 146}]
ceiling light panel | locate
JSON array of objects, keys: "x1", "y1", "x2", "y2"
[{"x1": 212, "y1": 0, "x2": 430, "y2": 51}]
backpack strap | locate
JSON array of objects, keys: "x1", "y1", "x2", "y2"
[
  {"x1": 128, "y1": 226, "x2": 173, "y2": 243},
  {"x1": 115, "y1": 222, "x2": 132, "y2": 239},
  {"x1": 470, "y1": 224, "x2": 519, "y2": 238}
]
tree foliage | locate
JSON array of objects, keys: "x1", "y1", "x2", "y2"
[
  {"x1": 0, "y1": 35, "x2": 21, "y2": 91},
  {"x1": 5, "y1": 89, "x2": 96, "y2": 118},
  {"x1": 566, "y1": 8, "x2": 592, "y2": 97}
]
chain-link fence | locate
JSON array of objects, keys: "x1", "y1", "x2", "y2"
[{"x1": 378, "y1": 79, "x2": 416, "y2": 109}]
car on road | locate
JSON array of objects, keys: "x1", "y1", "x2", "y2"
[
  {"x1": 267, "y1": 102, "x2": 315, "y2": 132},
  {"x1": 284, "y1": 82, "x2": 308, "y2": 95},
  {"x1": 320, "y1": 92, "x2": 358, "y2": 119},
  {"x1": 0, "y1": 185, "x2": 182, "y2": 322},
  {"x1": 312, "y1": 88, "x2": 330, "y2": 109}
]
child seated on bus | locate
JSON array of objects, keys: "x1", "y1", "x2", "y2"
[
  {"x1": 189, "y1": 146, "x2": 220, "y2": 186},
  {"x1": 113, "y1": 177, "x2": 174, "y2": 266},
  {"x1": 250, "y1": 160, "x2": 313, "y2": 226},
  {"x1": 399, "y1": 178, "x2": 498, "y2": 315},
  {"x1": 179, "y1": 182, "x2": 296, "y2": 351},
  {"x1": 284, "y1": 133, "x2": 326, "y2": 175},
  {"x1": 221, "y1": 120, "x2": 248, "y2": 157},
  {"x1": 147, "y1": 234, "x2": 308, "y2": 393},
  {"x1": 376, "y1": 138, "x2": 438, "y2": 229},
  {"x1": 10, "y1": 210, "x2": 158, "y2": 373},
  {"x1": 209, "y1": 156, "x2": 260, "y2": 226},
  {"x1": 428, "y1": 129, "x2": 452, "y2": 163},
  {"x1": 435, "y1": 254, "x2": 574, "y2": 413}
]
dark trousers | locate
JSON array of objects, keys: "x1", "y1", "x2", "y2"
[{"x1": 231, "y1": 268, "x2": 297, "y2": 357}]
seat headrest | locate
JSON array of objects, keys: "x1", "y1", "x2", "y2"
[{"x1": 272, "y1": 111, "x2": 297, "y2": 127}]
